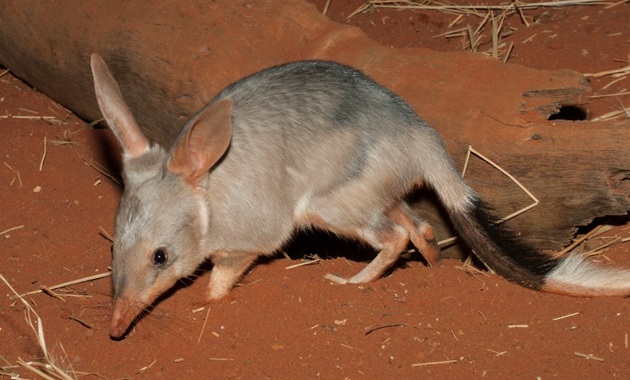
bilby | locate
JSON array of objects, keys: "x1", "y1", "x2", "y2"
[{"x1": 90, "y1": 53, "x2": 630, "y2": 339}]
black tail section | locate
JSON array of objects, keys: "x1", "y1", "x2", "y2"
[{"x1": 449, "y1": 197, "x2": 560, "y2": 290}]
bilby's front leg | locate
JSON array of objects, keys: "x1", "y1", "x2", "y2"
[{"x1": 204, "y1": 251, "x2": 259, "y2": 302}]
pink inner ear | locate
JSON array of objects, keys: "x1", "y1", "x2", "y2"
[
  {"x1": 167, "y1": 99, "x2": 234, "y2": 180},
  {"x1": 91, "y1": 53, "x2": 149, "y2": 158}
]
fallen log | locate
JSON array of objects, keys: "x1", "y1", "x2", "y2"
[{"x1": 0, "y1": 0, "x2": 628, "y2": 255}]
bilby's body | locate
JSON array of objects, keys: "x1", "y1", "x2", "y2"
[{"x1": 90, "y1": 54, "x2": 630, "y2": 339}]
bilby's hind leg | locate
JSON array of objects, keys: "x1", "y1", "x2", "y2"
[
  {"x1": 300, "y1": 184, "x2": 413, "y2": 284},
  {"x1": 387, "y1": 202, "x2": 441, "y2": 266},
  {"x1": 322, "y1": 218, "x2": 411, "y2": 284}
]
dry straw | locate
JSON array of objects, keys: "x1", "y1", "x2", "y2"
[
  {"x1": 411, "y1": 359, "x2": 458, "y2": 367},
  {"x1": 462, "y1": 146, "x2": 539, "y2": 223},
  {"x1": 13, "y1": 271, "x2": 111, "y2": 299},
  {"x1": 349, "y1": 0, "x2": 607, "y2": 17},
  {"x1": 3, "y1": 162, "x2": 23, "y2": 188},
  {"x1": 0, "y1": 274, "x2": 77, "y2": 380},
  {"x1": 574, "y1": 352, "x2": 604, "y2": 361},
  {"x1": 39, "y1": 136, "x2": 48, "y2": 172},
  {"x1": 348, "y1": 0, "x2": 610, "y2": 62},
  {"x1": 438, "y1": 146, "x2": 539, "y2": 248},
  {"x1": 0, "y1": 224, "x2": 24, "y2": 236}
]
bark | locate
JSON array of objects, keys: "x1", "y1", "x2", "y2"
[{"x1": 1, "y1": 0, "x2": 628, "y2": 254}]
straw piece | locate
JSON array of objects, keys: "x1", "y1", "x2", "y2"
[
  {"x1": 437, "y1": 236, "x2": 458, "y2": 247},
  {"x1": 0, "y1": 115, "x2": 59, "y2": 121},
  {"x1": 82, "y1": 158, "x2": 122, "y2": 186},
  {"x1": 515, "y1": 3, "x2": 530, "y2": 26},
  {"x1": 583, "y1": 236, "x2": 623, "y2": 257},
  {"x1": 488, "y1": 349, "x2": 508, "y2": 356},
  {"x1": 354, "y1": 0, "x2": 608, "y2": 14},
  {"x1": 14, "y1": 271, "x2": 111, "y2": 299},
  {"x1": 574, "y1": 352, "x2": 604, "y2": 361},
  {"x1": 3, "y1": 162, "x2": 23, "y2": 188},
  {"x1": 340, "y1": 343, "x2": 364, "y2": 352},
  {"x1": 448, "y1": 14, "x2": 464, "y2": 28},
  {"x1": 197, "y1": 306, "x2": 212, "y2": 343},
  {"x1": 462, "y1": 146, "x2": 539, "y2": 223},
  {"x1": 411, "y1": 359, "x2": 458, "y2": 367},
  {"x1": 604, "y1": 0, "x2": 629, "y2": 9},
  {"x1": 39, "y1": 136, "x2": 47, "y2": 172},
  {"x1": 98, "y1": 226, "x2": 114, "y2": 243},
  {"x1": 591, "y1": 108, "x2": 627, "y2": 121},
  {"x1": 522, "y1": 33, "x2": 537, "y2": 43},
  {"x1": 491, "y1": 13, "x2": 499, "y2": 58},
  {"x1": 322, "y1": 0, "x2": 332, "y2": 14},
  {"x1": 16, "y1": 359, "x2": 57, "y2": 380},
  {"x1": 433, "y1": 27, "x2": 467, "y2": 38},
  {"x1": 40, "y1": 286, "x2": 67, "y2": 302},
  {"x1": 135, "y1": 359, "x2": 156, "y2": 374},
  {"x1": 285, "y1": 259, "x2": 321, "y2": 269},
  {"x1": 583, "y1": 65, "x2": 630, "y2": 79},
  {"x1": 0, "y1": 225, "x2": 24, "y2": 236},
  {"x1": 474, "y1": 12, "x2": 491, "y2": 35},
  {"x1": 364, "y1": 323, "x2": 407, "y2": 335},
  {"x1": 552, "y1": 224, "x2": 612, "y2": 259},
  {"x1": 503, "y1": 42, "x2": 514, "y2": 63},
  {"x1": 436, "y1": 146, "x2": 539, "y2": 248},
  {"x1": 68, "y1": 316, "x2": 93, "y2": 329},
  {"x1": 466, "y1": 25, "x2": 477, "y2": 52},
  {"x1": 1, "y1": 275, "x2": 76, "y2": 380},
  {"x1": 601, "y1": 76, "x2": 627, "y2": 90},
  {"x1": 552, "y1": 312, "x2": 580, "y2": 321},
  {"x1": 588, "y1": 91, "x2": 630, "y2": 99},
  {"x1": 617, "y1": 99, "x2": 630, "y2": 119}
]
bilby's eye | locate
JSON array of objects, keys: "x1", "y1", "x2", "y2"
[{"x1": 153, "y1": 248, "x2": 168, "y2": 267}]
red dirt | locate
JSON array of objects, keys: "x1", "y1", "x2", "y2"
[{"x1": 2, "y1": 1, "x2": 630, "y2": 378}]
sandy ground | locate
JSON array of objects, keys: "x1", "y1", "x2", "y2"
[{"x1": 1, "y1": 1, "x2": 630, "y2": 378}]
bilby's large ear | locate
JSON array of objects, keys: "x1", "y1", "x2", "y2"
[
  {"x1": 167, "y1": 99, "x2": 233, "y2": 182},
  {"x1": 91, "y1": 53, "x2": 149, "y2": 158}
]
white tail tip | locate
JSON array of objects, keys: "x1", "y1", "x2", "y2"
[{"x1": 543, "y1": 254, "x2": 630, "y2": 297}]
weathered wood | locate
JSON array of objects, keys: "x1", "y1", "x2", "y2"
[{"x1": 0, "y1": 0, "x2": 628, "y2": 254}]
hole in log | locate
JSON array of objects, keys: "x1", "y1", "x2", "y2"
[
  {"x1": 548, "y1": 105, "x2": 588, "y2": 121},
  {"x1": 609, "y1": 170, "x2": 630, "y2": 196},
  {"x1": 574, "y1": 215, "x2": 630, "y2": 239}
]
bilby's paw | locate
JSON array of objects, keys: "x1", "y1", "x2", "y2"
[{"x1": 324, "y1": 273, "x2": 349, "y2": 284}]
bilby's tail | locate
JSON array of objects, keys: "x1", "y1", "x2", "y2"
[
  {"x1": 447, "y1": 195, "x2": 630, "y2": 297},
  {"x1": 410, "y1": 124, "x2": 630, "y2": 297}
]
